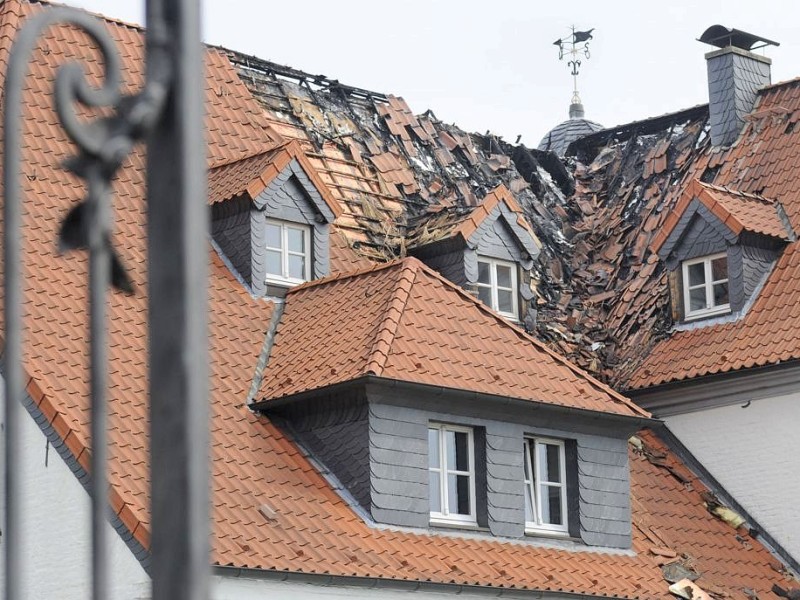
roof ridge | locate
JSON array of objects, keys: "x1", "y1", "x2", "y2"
[
  {"x1": 699, "y1": 181, "x2": 776, "y2": 204},
  {"x1": 35, "y1": 0, "x2": 146, "y2": 32},
  {"x1": 288, "y1": 258, "x2": 407, "y2": 294},
  {"x1": 411, "y1": 260, "x2": 650, "y2": 417},
  {"x1": 365, "y1": 260, "x2": 419, "y2": 376},
  {"x1": 208, "y1": 140, "x2": 287, "y2": 171}
]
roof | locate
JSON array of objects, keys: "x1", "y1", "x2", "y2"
[
  {"x1": 626, "y1": 78, "x2": 800, "y2": 388},
  {"x1": 538, "y1": 115, "x2": 604, "y2": 156},
  {"x1": 208, "y1": 140, "x2": 343, "y2": 218},
  {"x1": 406, "y1": 184, "x2": 540, "y2": 252},
  {"x1": 3, "y1": 1, "x2": 797, "y2": 597},
  {"x1": 259, "y1": 257, "x2": 645, "y2": 418},
  {"x1": 651, "y1": 179, "x2": 793, "y2": 255}
]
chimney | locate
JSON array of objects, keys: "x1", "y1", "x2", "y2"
[{"x1": 699, "y1": 25, "x2": 779, "y2": 146}]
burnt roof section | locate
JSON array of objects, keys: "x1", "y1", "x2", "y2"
[
  {"x1": 698, "y1": 25, "x2": 779, "y2": 51},
  {"x1": 568, "y1": 104, "x2": 709, "y2": 161}
]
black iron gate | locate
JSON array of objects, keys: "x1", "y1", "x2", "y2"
[{"x1": 3, "y1": 1, "x2": 209, "y2": 598}]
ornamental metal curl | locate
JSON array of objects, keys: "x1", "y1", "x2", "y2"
[
  {"x1": 552, "y1": 25, "x2": 595, "y2": 110},
  {"x1": 3, "y1": 7, "x2": 169, "y2": 600}
]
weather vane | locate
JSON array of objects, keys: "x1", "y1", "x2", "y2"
[{"x1": 553, "y1": 26, "x2": 594, "y2": 108}]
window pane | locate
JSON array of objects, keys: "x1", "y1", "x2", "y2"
[
  {"x1": 689, "y1": 287, "x2": 706, "y2": 311},
  {"x1": 288, "y1": 254, "x2": 305, "y2": 279},
  {"x1": 265, "y1": 223, "x2": 281, "y2": 249},
  {"x1": 711, "y1": 257, "x2": 727, "y2": 281},
  {"x1": 688, "y1": 262, "x2": 705, "y2": 287},
  {"x1": 713, "y1": 282, "x2": 729, "y2": 306},
  {"x1": 497, "y1": 289, "x2": 514, "y2": 314},
  {"x1": 429, "y1": 471, "x2": 441, "y2": 513},
  {"x1": 287, "y1": 227, "x2": 305, "y2": 253},
  {"x1": 265, "y1": 250, "x2": 282, "y2": 276},
  {"x1": 537, "y1": 443, "x2": 562, "y2": 483},
  {"x1": 496, "y1": 265, "x2": 512, "y2": 288},
  {"x1": 477, "y1": 261, "x2": 491, "y2": 284},
  {"x1": 477, "y1": 286, "x2": 492, "y2": 306},
  {"x1": 446, "y1": 430, "x2": 470, "y2": 472},
  {"x1": 448, "y1": 473, "x2": 471, "y2": 515},
  {"x1": 541, "y1": 485, "x2": 563, "y2": 525},
  {"x1": 428, "y1": 429, "x2": 440, "y2": 469}
]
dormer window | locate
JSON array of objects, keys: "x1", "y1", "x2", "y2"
[
  {"x1": 523, "y1": 437, "x2": 569, "y2": 535},
  {"x1": 428, "y1": 423, "x2": 476, "y2": 526},
  {"x1": 682, "y1": 253, "x2": 730, "y2": 320},
  {"x1": 265, "y1": 219, "x2": 311, "y2": 287},
  {"x1": 652, "y1": 180, "x2": 793, "y2": 326},
  {"x1": 477, "y1": 257, "x2": 518, "y2": 319}
]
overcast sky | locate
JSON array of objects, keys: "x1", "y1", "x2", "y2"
[{"x1": 64, "y1": 1, "x2": 800, "y2": 147}]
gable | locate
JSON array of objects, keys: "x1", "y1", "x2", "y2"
[{"x1": 660, "y1": 198, "x2": 735, "y2": 267}]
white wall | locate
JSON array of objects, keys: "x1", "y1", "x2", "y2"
[
  {"x1": 2, "y1": 405, "x2": 568, "y2": 599},
  {"x1": 666, "y1": 391, "x2": 800, "y2": 560},
  {"x1": 0, "y1": 401, "x2": 151, "y2": 599}
]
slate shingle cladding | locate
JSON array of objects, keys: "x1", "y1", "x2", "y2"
[
  {"x1": 706, "y1": 47, "x2": 771, "y2": 147},
  {"x1": 274, "y1": 381, "x2": 637, "y2": 549}
]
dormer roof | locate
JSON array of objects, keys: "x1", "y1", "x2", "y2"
[
  {"x1": 258, "y1": 257, "x2": 644, "y2": 418},
  {"x1": 652, "y1": 179, "x2": 793, "y2": 258},
  {"x1": 407, "y1": 185, "x2": 541, "y2": 258},
  {"x1": 208, "y1": 139, "x2": 342, "y2": 220}
]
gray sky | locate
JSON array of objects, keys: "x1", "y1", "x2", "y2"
[{"x1": 64, "y1": 1, "x2": 800, "y2": 147}]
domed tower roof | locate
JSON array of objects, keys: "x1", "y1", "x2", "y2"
[{"x1": 538, "y1": 96, "x2": 603, "y2": 156}]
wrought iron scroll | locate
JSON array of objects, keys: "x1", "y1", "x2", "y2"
[{"x1": 3, "y1": 2, "x2": 207, "y2": 599}]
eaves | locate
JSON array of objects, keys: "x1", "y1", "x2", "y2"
[
  {"x1": 627, "y1": 358, "x2": 800, "y2": 417},
  {"x1": 213, "y1": 565, "x2": 637, "y2": 599}
]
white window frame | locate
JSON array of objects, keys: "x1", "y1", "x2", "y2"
[
  {"x1": 523, "y1": 437, "x2": 569, "y2": 535},
  {"x1": 476, "y1": 257, "x2": 519, "y2": 319},
  {"x1": 428, "y1": 423, "x2": 477, "y2": 526},
  {"x1": 681, "y1": 252, "x2": 730, "y2": 320},
  {"x1": 264, "y1": 219, "x2": 311, "y2": 286}
]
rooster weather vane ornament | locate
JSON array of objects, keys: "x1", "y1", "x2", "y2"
[{"x1": 553, "y1": 26, "x2": 594, "y2": 111}]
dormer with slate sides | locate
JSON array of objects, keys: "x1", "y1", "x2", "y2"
[
  {"x1": 208, "y1": 141, "x2": 342, "y2": 296},
  {"x1": 254, "y1": 259, "x2": 651, "y2": 549},
  {"x1": 652, "y1": 179, "x2": 794, "y2": 324},
  {"x1": 408, "y1": 185, "x2": 541, "y2": 324}
]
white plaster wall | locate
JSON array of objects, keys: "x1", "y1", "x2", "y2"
[
  {"x1": 211, "y1": 575, "x2": 562, "y2": 599},
  {"x1": 665, "y1": 391, "x2": 800, "y2": 560},
  {"x1": 0, "y1": 403, "x2": 151, "y2": 599}
]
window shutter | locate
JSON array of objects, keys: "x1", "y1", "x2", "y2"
[{"x1": 668, "y1": 269, "x2": 682, "y2": 322}]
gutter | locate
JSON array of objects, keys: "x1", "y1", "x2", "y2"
[
  {"x1": 627, "y1": 358, "x2": 800, "y2": 416},
  {"x1": 254, "y1": 374, "x2": 654, "y2": 430},
  {"x1": 212, "y1": 565, "x2": 632, "y2": 600}
]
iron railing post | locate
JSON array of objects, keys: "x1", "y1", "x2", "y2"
[{"x1": 146, "y1": 1, "x2": 210, "y2": 599}]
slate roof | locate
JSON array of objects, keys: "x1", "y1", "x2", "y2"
[
  {"x1": 2, "y1": 1, "x2": 798, "y2": 598},
  {"x1": 259, "y1": 257, "x2": 645, "y2": 418},
  {"x1": 538, "y1": 116, "x2": 604, "y2": 156}
]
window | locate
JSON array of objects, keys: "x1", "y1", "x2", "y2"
[
  {"x1": 428, "y1": 424, "x2": 476, "y2": 525},
  {"x1": 476, "y1": 258, "x2": 518, "y2": 318},
  {"x1": 523, "y1": 437, "x2": 568, "y2": 534},
  {"x1": 681, "y1": 253, "x2": 729, "y2": 319},
  {"x1": 265, "y1": 219, "x2": 310, "y2": 286}
]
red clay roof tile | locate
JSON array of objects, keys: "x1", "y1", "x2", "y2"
[{"x1": 3, "y1": 2, "x2": 795, "y2": 598}]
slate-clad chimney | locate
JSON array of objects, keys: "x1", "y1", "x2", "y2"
[{"x1": 699, "y1": 25, "x2": 779, "y2": 147}]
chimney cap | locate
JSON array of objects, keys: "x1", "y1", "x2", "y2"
[{"x1": 698, "y1": 25, "x2": 779, "y2": 51}]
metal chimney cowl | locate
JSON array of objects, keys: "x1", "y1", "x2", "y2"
[{"x1": 700, "y1": 25, "x2": 779, "y2": 147}]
